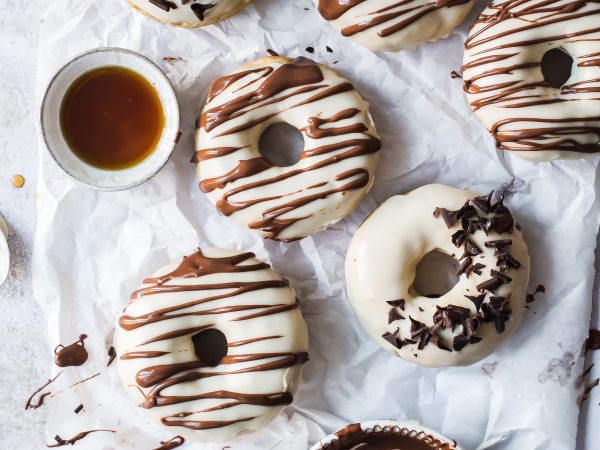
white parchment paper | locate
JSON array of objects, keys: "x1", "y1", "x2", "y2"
[{"x1": 33, "y1": 0, "x2": 600, "y2": 448}]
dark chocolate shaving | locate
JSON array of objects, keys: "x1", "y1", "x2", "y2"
[
  {"x1": 386, "y1": 299, "x2": 405, "y2": 310},
  {"x1": 473, "y1": 191, "x2": 493, "y2": 213},
  {"x1": 466, "y1": 263, "x2": 485, "y2": 277},
  {"x1": 149, "y1": 0, "x2": 177, "y2": 12},
  {"x1": 388, "y1": 307, "x2": 405, "y2": 324},
  {"x1": 451, "y1": 229, "x2": 467, "y2": 248},
  {"x1": 466, "y1": 294, "x2": 486, "y2": 311},
  {"x1": 485, "y1": 239, "x2": 512, "y2": 248},
  {"x1": 190, "y1": 3, "x2": 214, "y2": 21},
  {"x1": 456, "y1": 256, "x2": 472, "y2": 276},
  {"x1": 465, "y1": 239, "x2": 482, "y2": 256},
  {"x1": 586, "y1": 329, "x2": 600, "y2": 352},
  {"x1": 74, "y1": 404, "x2": 84, "y2": 414},
  {"x1": 107, "y1": 346, "x2": 116, "y2": 367}
]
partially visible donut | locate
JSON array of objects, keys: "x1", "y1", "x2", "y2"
[
  {"x1": 194, "y1": 56, "x2": 381, "y2": 241},
  {"x1": 345, "y1": 184, "x2": 530, "y2": 367},
  {"x1": 462, "y1": 0, "x2": 600, "y2": 161},
  {"x1": 314, "y1": 0, "x2": 477, "y2": 52},
  {"x1": 125, "y1": 0, "x2": 251, "y2": 27},
  {"x1": 116, "y1": 248, "x2": 309, "y2": 442}
]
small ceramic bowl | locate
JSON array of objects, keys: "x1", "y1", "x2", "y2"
[
  {"x1": 40, "y1": 47, "x2": 180, "y2": 191},
  {"x1": 311, "y1": 420, "x2": 461, "y2": 450}
]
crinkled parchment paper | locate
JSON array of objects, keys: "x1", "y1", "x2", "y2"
[{"x1": 33, "y1": 0, "x2": 600, "y2": 448}]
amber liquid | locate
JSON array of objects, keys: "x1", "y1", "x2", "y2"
[{"x1": 60, "y1": 66, "x2": 164, "y2": 170}]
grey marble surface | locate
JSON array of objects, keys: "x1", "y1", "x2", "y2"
[
  {"x1": 0, "y1": 2, "x2": 48, "y2": 448},
  {"x1": 0, "y1": 2, "x2": 598, "y2": 449}
]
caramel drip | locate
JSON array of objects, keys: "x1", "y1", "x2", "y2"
[
  {"x1": 120, "y1": 250, "x2": 308, "y2": 430},
  {"x1": 463, "y1": 0, "x2": 600, "y2": 153},
  {"x1": 326, "y1": 423, "x2": 455, "y2": 450}
]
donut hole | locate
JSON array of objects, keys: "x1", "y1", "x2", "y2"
[
  {"x1": 258, "y1": 122, "x2": 304, "y2": 167},
  {"x1": 541, "y1": 48, "x2": 573, "y2": 89},
  {"x1": 412, "y1": 250, "x2": 460, "y2": 298},
  {"x1": 191, "y1": 328, "x2": 228, "y2": 367}
]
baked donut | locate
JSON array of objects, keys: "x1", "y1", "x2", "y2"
[
  {"x1": 116, "y1": 248, "x2": 309, "y2": 442},
  {"x1": 125, "y1": 0, "x2": 251, "y2": 27},
  {"x1": 462, "y1": 0, "x2": 600, "y2": 161},
  {"x1": 314, "y1": 0, "x2": 476, "y2": 52},
  {"x1": 312, "y1": 420, "x2": 461, "y2": 450},
  {"x1": 345, "y1": 184, "x2": 530, "y2": 367},
  {"x1": 194, "y1": 56, "x2": 381, "y2": 241}
]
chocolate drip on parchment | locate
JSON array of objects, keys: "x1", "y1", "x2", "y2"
[
  {"x1": 119, "y1": 249, "x2": 308, "y2": 430},
  {"x1": 318, "y1": 0, "x2": 470, "y2": 38},
  {"x1": 54, "y1": 334, "x2": 88, "y2": 367},
  {"x1": 153, "y1": 435, "x2": 185, "y2": 450},
  {"x1": 323, "y1": 423, "x2": 456, "y2": 450},
  {"x1": 47, "y1": 429, "x2": 115, "y2": 448},
  {"x1": 195, "y1": 57, "x2": 381, "y2": 240},
  {"x1": 462, "y1": 0, "x2": 600, "y2": 154}
]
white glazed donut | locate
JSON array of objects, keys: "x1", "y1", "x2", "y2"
[
  {"x1": 116, "y1": 248, "x2": 309, "y2": 442},
  {"x1": 462, "y1": 0, "x2": 600, "y2": 161},
  {"x1": 345, "y1": 184, "x2": 530, "y2": 367},
  {"x1": 194, "y1": 56, "x2": 381, "y2": 241},
  {"x1": 125, "y1": 0, "x2": 251, "y2": 27},
  {"x1": 313, "y1": 0, "x2": 476, "y2": 52}
]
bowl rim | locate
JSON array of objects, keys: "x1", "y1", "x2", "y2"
[
  {"x1": 310, "y1": 420, "x2": 462, "y2": 450},
  {"x1": 39, "y1": 46, "x2": 180, "y2": 192}
]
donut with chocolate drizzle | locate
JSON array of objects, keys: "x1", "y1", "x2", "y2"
[
  {"x1": 345, "y1": 184, "x2": 530, "y2": 367},
  {"x1": 462, "y1": 0, "x2": 600, "y2": 161},
  {"x1": 194, "y1": 56, "x2": 381, "y2": 241},
  {"x1": 116, "y1": 248, "x2": 309, "y2": 442},
  {"x1": 125, "y1": 0, "x2": 251, "y2": 28},
  {"x1": 313, "y1": 0, "x2": 477, "y2": 51}
]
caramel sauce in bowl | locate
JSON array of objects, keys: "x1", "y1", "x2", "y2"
[{"x1": 40, "y1": 48, "x2": 179, "y2": 190}]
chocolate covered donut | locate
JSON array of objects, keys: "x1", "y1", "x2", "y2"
[
  {"x1": 345, "y1": 184, "x2": 530, "y2": 367},
  {"x1": 194, "y1": 56, "x2": 380, "y2": 241},
  {"x1": 312, "y1": 420, "x2": 461, "y2": 450},
  {"x1": 462, "y1": 0, "x2": 600, "y2": 161},
  {"x1": 116, "y1": 248, "x2": 309, "y2": 442},
  {"x1": 314, "y1": 0, "x2": 476, "y2": 51}
]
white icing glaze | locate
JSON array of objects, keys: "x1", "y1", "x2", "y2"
[
  {"x1": 126, "y1": 0, "x2": 251, "y2": 27},
  {"x1": 462, "y1": 0, "x2": 600, "y2": 161},
  {"x1": 313, "y1": 0, "x2": 476, "y2": 52},
  {"x1": 194, "y1": 56, "x2": 380, "y2": 241},
  {"x1": 345, "y1": 184, "x2": 530, "y2": 367},
  {"x1": 116, "y1": 248, "x2": 309, "y2": 442}
]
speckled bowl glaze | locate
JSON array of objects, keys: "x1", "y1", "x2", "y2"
[
  {"x1": 311, "y1": 420, "x2": 461, "y2": 450},
  {"x1": 40, "y1": 47, "x2": 179, "y2": 191}
]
